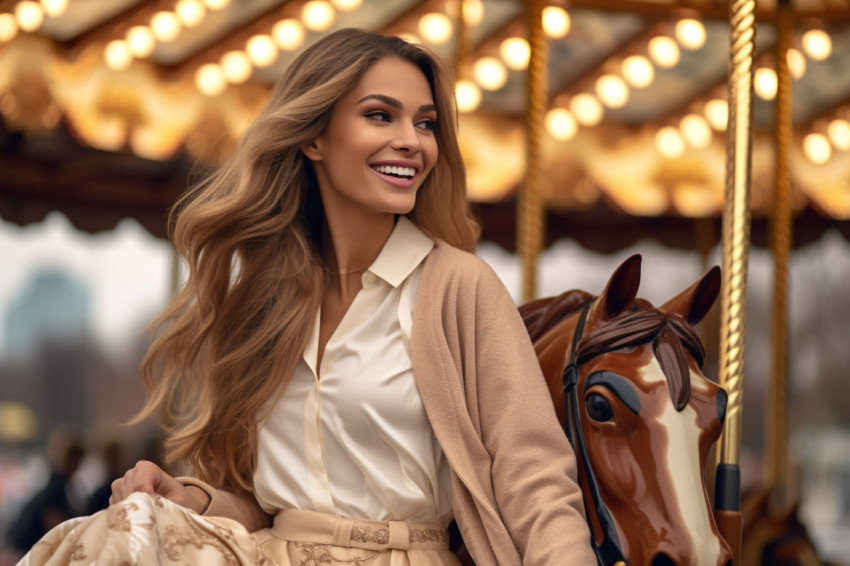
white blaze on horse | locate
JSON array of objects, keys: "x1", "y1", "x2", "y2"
[{"x1": 520, "y1": 255, "x2": 733, "y2": 566}]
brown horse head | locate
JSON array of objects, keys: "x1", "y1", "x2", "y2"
[{"x1": 520, "y1": 254, "x2": 733, "y2": 566}]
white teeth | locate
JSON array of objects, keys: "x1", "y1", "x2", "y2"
[{"x1": 373, "y1": 165, "x2": 416, "y2": 178}]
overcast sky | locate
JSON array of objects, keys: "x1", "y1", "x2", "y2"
[{"x1": 0, "y1": 213, "x2": 173, "y2": 358}]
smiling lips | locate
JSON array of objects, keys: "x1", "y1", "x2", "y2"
[{"x1": 370, "y1": 163, "x2": 420, "y2": 188}]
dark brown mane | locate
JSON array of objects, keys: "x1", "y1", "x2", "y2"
[
  {"x1": 576, "y1": 302, "x2": 706, "y2": 411},
  {"x1": 519, "y1": 289, "x2": 594, "y2": 342}
]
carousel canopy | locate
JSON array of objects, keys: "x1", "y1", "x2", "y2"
[{"x1": 0, "y1": 0, "x2": 849, "y2": 251}]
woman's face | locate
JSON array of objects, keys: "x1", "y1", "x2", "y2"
[{"x1": 304, "y1": 57, "x2": 439, "y2": 221}]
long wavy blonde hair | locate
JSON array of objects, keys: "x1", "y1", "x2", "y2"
[{"x1": 136, "y1": 29, "x2": 479, "y2": 494}]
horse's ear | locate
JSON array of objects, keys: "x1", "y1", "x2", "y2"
[
  {"x1": 661, "y1": 265, "x2": 721, "y2": 326},
  {"x1": 594, "y1": 254, "x2": 642, "y2": 321}
]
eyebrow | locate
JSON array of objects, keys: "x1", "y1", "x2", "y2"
[
  {"x1": 583, "y1": 370, "x2": 642, "y2": 415},
  {"x1": 357, "y1": 94, "x2": 436, "y2": 114}
]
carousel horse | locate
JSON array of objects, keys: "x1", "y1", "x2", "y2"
[
  {"x1": 741, "y1": 487, "x2": 830, "y2": 566},
  {"x1": 519, "y1": 254, "x2": 734, "y2": 566}
]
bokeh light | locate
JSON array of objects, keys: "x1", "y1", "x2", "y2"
[
  {"x1": 656, "y1": 126, "x2": 686, "y2": 158},
  {"x1": 545, "y1": 108, "x2": 578, "y2": 141},
  {"x1": 542, "y1": 6, "x2": 570, "y2": 39},
  {"x1": 648, "y1": 36, "x2": 680, "y2": 69},
  {"x1": 302, "y1": 1, "x2": 335, "y2": 32},
  {"x1": 595, "y1": 74, "x2": 629, "y2": 109},
  {"x1": 622, "y1": 55, "x2": 654, "y2": 88},
  {"x1": 674, "y1": 18, "x2": 706, "y2": 50},
  {"x1": 500, "y1": 37, "x2": 530, "y2": 71},
  {"x1": 473, "y1": 57, "x2": 508, "y2": 91},
  {"x1": 419, "y1": 13, "x2": 452, "y2": 45},
  {"x1": 570, "y1": 93, "x2": 604, "y2": 126}
]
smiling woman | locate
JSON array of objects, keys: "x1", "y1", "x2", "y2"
[{"x1": 18, "y1": 29, "x2": 594, "y2": 566}]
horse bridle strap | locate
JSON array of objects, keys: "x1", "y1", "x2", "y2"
[{"x1": 562, "y1": 305, "x2": 628, "y2": 566}]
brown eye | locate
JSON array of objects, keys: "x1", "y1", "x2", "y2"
[{"x1": 586, "y1": 394, "x2": 614, "y2": 422}]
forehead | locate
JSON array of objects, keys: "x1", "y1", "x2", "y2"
[{"x1": 349, "y1": 57, "x2": 434, "y2": 104}]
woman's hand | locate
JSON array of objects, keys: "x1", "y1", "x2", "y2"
[{"x1": 109, "y1": 460, "x2": 210, "y2": 513}]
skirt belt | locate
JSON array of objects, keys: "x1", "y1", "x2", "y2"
[{"x1": 271, "y1": 508, "x2": 450, "y2": 552}]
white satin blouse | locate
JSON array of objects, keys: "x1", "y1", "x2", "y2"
[{"x1": 253, "y1": 217, "x2": 454, "y2": 525}]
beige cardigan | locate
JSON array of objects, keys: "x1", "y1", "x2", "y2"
[{"x1": 183, "y1": 240, "x2": 594, "y2": 565}]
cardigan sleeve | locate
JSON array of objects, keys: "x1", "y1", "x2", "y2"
[
  {"x1": 177, "y1": 476, "x2": 273, "y2": 533},
  {"x1": 466, "y1": 263, "x2": 595, "y2": 564}
]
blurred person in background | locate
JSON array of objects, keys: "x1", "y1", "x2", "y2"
[
  {"x1": 84, "y1": 440, "x2": 127, "y2": 515},
  {"x1": 3, "y1": 428, "x2": 84, "y2": 559}
]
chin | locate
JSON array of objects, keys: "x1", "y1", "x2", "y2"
[{"x1": 380, "y1": 196, "x2": 417, "y2": 215}]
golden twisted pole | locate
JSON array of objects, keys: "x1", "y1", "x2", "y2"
[
  {"x1": 714, "y1": 0, "x2": 757, "y2": 562},
  {"x1": 766, "y1": 0, "x2": 793, "y2": 510},
  {"x1": 518, "y1": 0, "x2": 547, "y2": 303}
]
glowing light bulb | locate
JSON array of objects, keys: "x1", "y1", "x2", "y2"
[
  {"x1": 802, "y1": 29, "x2": 832, "y2": 61},
  {"x1": 126, "y1": 26, "x2": 155, "y2": 58},
  {"x1": 473, "y1": 57, "x2": 507, "y2": 91},
  {"x1": 204, "y1": 0, "x2": 231, "y2": 10},
  {"x1": 622, "y1": 55, "x2": 654, "y2": 88},
  {"x1": 418, "y1": 13, "x2": 452, "y2": 45},
  {"x1": 104, "y1": 39, "x2": 133, "y2": 71},
  {"x1": 151, "y1": 11, "x2": 181, "y2": 43},
  {"x1": 595, "y1": 74, "x2": 629, "y2": 109},
  {"x1": 787, "y1": 48, "x2": 806, "y2": 80},
  {"x1": 674, "y1": 18, "x2": 706, "y2": 50},
  {"x1": 648, "y1": 36, "x2": 680, "y2": 69},
  {"x1": 542, "y1": 6, "x2": 570, "y2": 39},
  {"x1": 221, "y1": 50, "x2": 252, "y2": 84},
  {"x1": 803, "y1": 132, "x2": 831, "y2": 164},
  {"x1": 500, "y1": 37, "x2": 530, "y2": 71},
  {"x1": 546, "y1": 108, "x2": 578, "y2": 141},
  {"x1": 705, "y1": 98, "x2": 728, "y2": 131},
  {"x1": 246, "y1": 34, "x2": 278, "y2": 68},
  {"x1": 0, "y1": 13, "x2": 18, "y2": 42},
  {"x1": 272, "y1": 19, "x2": 305, "y2": 51},
  {"x1": 196, "y1": 63, "x2": 226, "y2": 96},
  {"x1": 40, "y1": 0, "x2": 68, "y2": 18},
  {"x1": 331, "y1": 0, "x2": 362, "y2": 11},
  {"x1": 754, "y1": 67, "x2": 777, "y2": 100},
  {"x1": 302, "y1": 1, "x2": 335, "y2": 32},
  {"x1": 569, "y1": 93, "x2": 603, "y2": 126},
  {"x1": 16, "y1": 1, "x2": 45, "y2": 32},
  {"x1": 455, "y1": 80, "x2": 481, "y2": 113},
  {"x1": 463, "y1": 0, "x2": 483, "y2": 26},
  {"x1": 680, "y1": 113, "x2": 712, "y2": 149},
  {"x1": 176, "y1": 0, "x2": 206, "y2": 28},
  {"x1": 656, "y1": 126, "x2": 685, "y2": 158},
  {"x1": 827, "y1": 119, "x2": 850, "y2": 152}
]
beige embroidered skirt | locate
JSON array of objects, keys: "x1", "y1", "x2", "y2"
[{"x1": 18, "y1": 493, "x2": 461, "y2": 566}]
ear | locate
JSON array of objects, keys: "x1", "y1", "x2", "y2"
[
  {"x1": 592, "y1": 254, "x2": 642, "y2": 322},
  {"x1": 660, "y1": 265, "x2": 721, "y2": 326},
  {"x1": 301, "y1": 140, "x2": 322, "y2": 161}
]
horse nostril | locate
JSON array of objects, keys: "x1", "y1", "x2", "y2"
[{"x1": 651, "y1": 553, "x2": 676, "y2": 566}]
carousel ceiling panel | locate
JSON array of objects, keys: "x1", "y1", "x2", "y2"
[
  {"x1": 1, "y1": 0, "x2": 849, "y2": 241},
  {"x1": 36, "y1": 0, "x2": 140, "y2": 41}
]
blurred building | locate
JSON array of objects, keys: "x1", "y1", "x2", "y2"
[{"x1": 4, "y1": 268, "x2": 91, "y2": 358}]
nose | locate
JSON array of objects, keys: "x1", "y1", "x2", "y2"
[{"x1": 390, "y1": 122, "x2": 421, "y2": 153}]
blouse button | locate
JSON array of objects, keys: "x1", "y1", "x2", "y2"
[{"x1": 363, "y1": 272, "x2": 376, "y2": 285}]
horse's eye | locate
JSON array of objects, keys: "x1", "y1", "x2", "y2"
[{"x1": 586, "y1": 393, "x2": 614, "y2": 422}]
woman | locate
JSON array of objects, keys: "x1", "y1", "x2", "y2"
[{"x1": 21, "y1": 29, "x2": 593, "y2": 565}]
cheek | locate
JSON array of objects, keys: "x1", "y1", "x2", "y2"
[{"x1": 424, "y1": 138, "x2": 439, "y2": 172}]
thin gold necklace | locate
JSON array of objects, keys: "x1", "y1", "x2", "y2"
[{"x1": 326, "y1": 265, "x2": 370, "y2": 276}]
